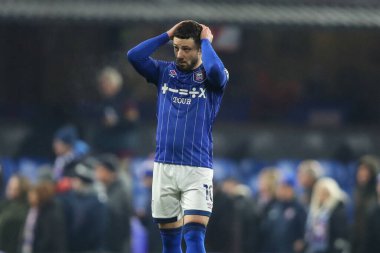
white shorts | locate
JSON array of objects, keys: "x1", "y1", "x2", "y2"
[{"x1": 152, "y1": 162, "x2": 214, "y2": 223}]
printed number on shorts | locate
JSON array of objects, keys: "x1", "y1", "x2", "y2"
[{"x1": 203, "y1": 184, "x2": 213, "y2": 201}]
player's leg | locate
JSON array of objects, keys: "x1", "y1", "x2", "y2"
[
  {"x1": 179, "y1": 166, "x2": 214, "y2": 253},
  {"x1": 152, "y1": 162, "x2": 183, "y2": 253},
  {"x1": 158, "y1": 219, "x2": 184, "y2": 253},
  {"x1": 183, "y1": 215, "x2": 209, "y2": 253}
]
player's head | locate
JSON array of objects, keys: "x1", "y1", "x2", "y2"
[{"x1": 173, "y1": 20, "x2": 202, "y2": 71}]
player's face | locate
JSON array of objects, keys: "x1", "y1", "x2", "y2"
[{"x1": 173, "y1": 37, "x2": 201, "y2": 71}]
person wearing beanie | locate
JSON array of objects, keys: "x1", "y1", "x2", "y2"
[
  {"x1": 94, "y1": 154, "x2": 133, "y2": 253},
  {"x1": 52, "y1": 125, "x2": 79, "y2": 181},
  {"x1": 58, "y1": 162, "x2": 107, "y2": 253}
]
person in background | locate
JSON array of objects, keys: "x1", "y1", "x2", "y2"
[
  {"x1": 94, "y1": 67, "x2": 140, "y2": 156},
  {"x1": 305, "y1": 177, "x2": 350, "y2": 253},
  {"x1": 255, "y1": 168, "x2": 279, "y2": 217},
  {"x1": 0, "y1": 175, "x2": 30, "y2": 253},
  {"x1": 254, "y1": 167, "x2": 279, "y2": 252},
  {"x1": 260, "y1": 172, "x2": 306, "y2": 253},
  {"x1": 59, "y1": 162, "x2": 107, "y2": 253},
  {"x1": 21, "y1": 181, "x2": 66, "y2": 253},
  {"x1": 206, "y1": 178, "x2": 235, "y2": 253},
  {"x1": 297, "y1": 160, "x2": 324, "y2": 208},
  {"x1": 365, "y1": 173, "x2": 380, "y2": 253},
  {"x1": 351, "y1": 155, "x2": 379, "y2": 253},
  {"x1": 52, "y1": 124, "x2": 87, "y2": 181},
  {"x1": 136, "y1": 157, "x2": 162, "y2": 253},
  {"x1": 95, "y1": 154, "x2": 133, "y2": 253}
]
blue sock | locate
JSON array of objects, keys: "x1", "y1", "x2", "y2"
[
  {"x1": 183, "y1": 222, "x2": 206, "y2": 253},
  {"x1": 160, "y1": 227, "x2": 183, "y2": 253}
]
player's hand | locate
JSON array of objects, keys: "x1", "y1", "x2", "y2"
[
  {"x1": 166, "y1": 21, "x2": 184, "y2": 39},
  {"x1": 200, "y1": 24, "x2": 213, "y2": 43}
]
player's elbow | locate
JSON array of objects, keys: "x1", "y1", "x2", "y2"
[
  {"x1": 208, "y1": 65, "x2": 227, "y2": 88},
  {"x1": 126, "y1": 49, "x2": 136, "y2": 63}
]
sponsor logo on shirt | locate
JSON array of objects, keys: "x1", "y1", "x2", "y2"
[{"x1": 161, "y1": 83, "x2": 206, "y2": 105}]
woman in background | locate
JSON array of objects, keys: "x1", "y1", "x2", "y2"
[
  {"x1": 0, "y1": 175, "x2": 30, "y2": 253},
  {"x1": 305, "y1": 177, "x2": 350, "y2": 253},
  {"x1": 21, "y1": 181, "x2": 66, "y2": 253}
]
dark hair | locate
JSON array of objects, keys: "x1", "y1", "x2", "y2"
[
  {"x1": 173, "y1": 21, "x2": 202, "y2": 48},
  {"x1": 96, "y1": 154, "x2": 119, "y2": 173}
]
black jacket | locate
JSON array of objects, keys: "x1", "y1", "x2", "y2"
[
  {"x1": 29, "y1": 200, "x2": 67, "y2": 253},
  {"x1": 105, "y1": 179, "x2": 132, "y2": 253},
  {"x1": 365, "y1": 202, "x2": 380, "y2": 253}
]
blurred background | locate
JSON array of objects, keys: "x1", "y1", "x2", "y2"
[{"x1": 1, "y1": 0, "x2": 380, "y2": 253}]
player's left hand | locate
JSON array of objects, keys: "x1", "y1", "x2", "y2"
[{"x1": 200, "y1": 24, "x2": 213, "y2": 43}]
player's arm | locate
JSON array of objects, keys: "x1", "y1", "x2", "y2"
[
  {"x1": 127, "y1": 33, "x2": 170, "y2": 84},
  {"x1": 127, "y1": 22, "x2": 184, "y2": 84},
  {"x1": 200, "y1": 25, "x2": 229, "y2": 89}
]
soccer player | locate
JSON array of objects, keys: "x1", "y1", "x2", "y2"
[{"x1": 127, "y1": 20, "x2": 229, "y2": 253}]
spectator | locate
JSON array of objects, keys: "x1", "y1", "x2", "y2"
[
  {"x1": 59, "y1": 162, "x2": 107, "y2": 252},
  {"x1": 297, "y1": 160, "x2": 324, "y2": 208},
  {"x1": 255, "y1": 167, "x2": 279, "y2": 215},
  {"x1": 52, "y1": 124, "x2": 87, "y2": 181},
  {"x1": 365, "y1": 173, "x2": 380, "y2": 253},
  {"x1": 0, "y1": 175, "x2": 30, "y2": 253},
  {"x1": 260, "y1": 172, "x2": 306, "y2": 253},
  {"x1": 351, "y1": 155, "x2": 379, "y2": 253},
  {"x1": 21, "y1": 181, "x2": 66, "y2": 253},
  {"x1": 254, "y1": 167, "x2": 279, "y2": 252},
  {"x1": 207, "y1": 178, "x2": 258, "y2": 253},
  {"x1": 136, "y1": 158, "x2": 161, "y2": 253},
  {"x1": 206, "y1": 179, "x2": 235, "y2": 253},
  {"x1": 305, "y1": 177, "x2": 350, "y2": 253},
  {"x1": 95, "y1": 154, "x2": 133, "y2": 253},
  {"x1": 94, "y1": 67, "x2": 140, "y2": 156}
]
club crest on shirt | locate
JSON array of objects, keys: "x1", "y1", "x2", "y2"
[
  {"x1": 169, "y1": 69, "x2": 177, "y2": 78},
  {"x1": 193, "y1": 70, "x2": 206, "y2": 83}
]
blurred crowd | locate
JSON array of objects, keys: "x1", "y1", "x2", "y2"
[
  {"x1": 1, "y1": 136, "x2": 380, "y2": 253},
  {"x1": 206, "y1": 156, "x2": 380, "y2": 253},
  {"x1": 0, "y1": 66, "x2": 380, "y2": 253}
]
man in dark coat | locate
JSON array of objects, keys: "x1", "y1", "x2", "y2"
[
  {"x1": 95, "y1": 154, "x2": 133, "y2": 253},
  {"x1": 58, "y1": 162, "x2": 107, "y2": 252}
]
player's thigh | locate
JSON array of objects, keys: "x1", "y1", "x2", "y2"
[
  {"x1": 152, "y1": 163, "x2": 182, "y2": 223},
  {"x1": 158, "y1": 218, "x2": 184, "y2": 229},
  {"x1": 180, "y1": 166, "x2": 213, "y2": 220},
  {"x1": 184, "y1": 214, "x2": 210, "y2": 226}
]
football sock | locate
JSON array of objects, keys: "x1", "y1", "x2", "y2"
[
  {"x1": 183, "y1": 222, "x2": 206, "y2": 253},
  {"x1": 160, "y1": 227, "x2": 183, "y2": 253}
]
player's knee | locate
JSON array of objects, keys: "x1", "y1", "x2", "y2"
[
  {"x1": 183, "y1": 222, "x2": 206, "y2": 240},
  {"x1": 183, "y1": 223, "x2": 206, "y2": 253}
]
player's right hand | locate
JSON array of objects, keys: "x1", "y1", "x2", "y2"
[{"x1": 166, "y1": 21, "x2": 184, "y2": 39}]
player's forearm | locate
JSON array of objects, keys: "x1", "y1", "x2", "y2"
[
  {"x1": 127, "y1": 33, "x2": 169, "y2": 65},
  {"x1": 201, "y1": 39, "x2": 228, "y2": 88}
]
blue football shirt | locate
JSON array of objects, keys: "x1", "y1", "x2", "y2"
[{"x1": 128, "y1": 33, "x2": 228, "y2": 168}]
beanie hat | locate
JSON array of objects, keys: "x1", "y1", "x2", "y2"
[{"x1": 54, "y1": 125, "x2": 78, "y2": 146}]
